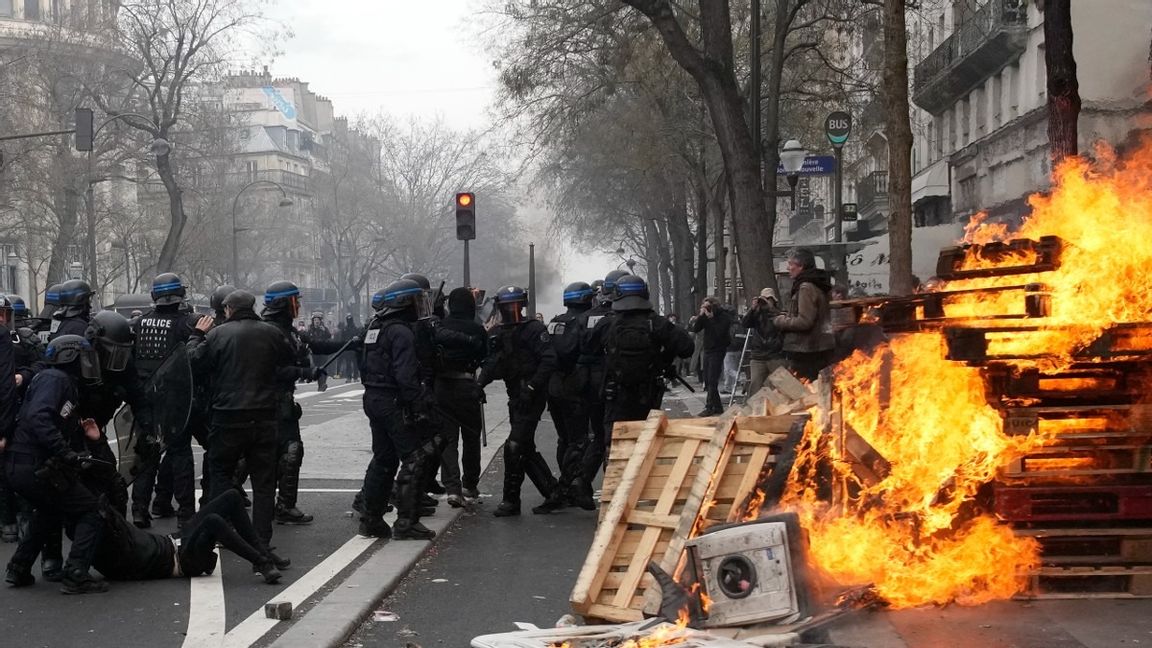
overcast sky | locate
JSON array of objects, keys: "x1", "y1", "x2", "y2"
[{"x1": 263, "y1": 0, "x2": 496, "y2": 129}]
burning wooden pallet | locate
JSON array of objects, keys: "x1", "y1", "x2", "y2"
[{"x1": 570, "y1": 409, "x2": 806, "y2": 623}]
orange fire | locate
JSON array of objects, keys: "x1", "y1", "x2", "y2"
[{"x1": 771, "y1": 139, "x2": 1152, "y2": 608}]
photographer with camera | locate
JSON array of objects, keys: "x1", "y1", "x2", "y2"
[
  {"x1": 689, "y1": 296, "x2": 732, "y2": 416},
  {"x1": 741, "y1": 288, "x2": 785, "y2": 399}
]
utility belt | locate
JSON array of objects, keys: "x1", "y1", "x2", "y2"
[
  {"x1": 439, "y1": 370, "x2": 476, "y2": 380},
  {"x1": 5, "y1": 450, "x2": 39, "y2": 466}
]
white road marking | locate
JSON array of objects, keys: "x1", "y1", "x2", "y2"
[
  {"x1": 221, "y1": 534, "x2": 381, "y2": 648},
  {"x1": 181, "y1": 550, "x2": 225, "y2": 648}
]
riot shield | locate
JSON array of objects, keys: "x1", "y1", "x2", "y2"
[{"x1": 112, "y1": 344, "x2": 195, "y2": 483}]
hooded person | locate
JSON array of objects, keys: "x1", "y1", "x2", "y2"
[
  {"x1": 431, "y1": 287, "x2": 488, "y2": 506},
  {"x1": 773, "y1": 248, "x2": 835, "y2": 381}
]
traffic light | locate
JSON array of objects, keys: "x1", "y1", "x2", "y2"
[
  {"x1": 75, "y1": 108, "x2": 94, "y2": 152},
  {"x1": 455, "y1": 192, "x2": 476, "y2": 241}
]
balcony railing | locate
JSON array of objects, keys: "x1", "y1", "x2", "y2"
[
  {"x1": 236, "y1": 169, "x2": 311, "y2": 194},
  {"x1": 913, "y1": 0, "x2": 1028, "y2": 113},
  {"x1": 857, "y1": 171, "x2": 889, "y2": 214}
]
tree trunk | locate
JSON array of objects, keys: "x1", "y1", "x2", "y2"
[
  {"x1": 883, "y1": 0, "x2": 914, "y2": 296},
  {"x1": 1044, "y1": 0, "x2": 1080, "y2": 164},
  {"x1": 693, "y1": 180, "x2": 709, "y2": 306},
  {"x1": 668, "y1": 193, "x2": 696, "y2": 320},
  {"x1": 712, "y1": 179, "x2": 727, "y2": 299},
  {"x1": 624, "y1": 0, "x2": 776, "y2": 299},
  {"x1": 154, "y1": 150, "x2": 188, "y2": 273},
  {"x1": 759, "y1": 0, "x2": 791, "y2": 297}
]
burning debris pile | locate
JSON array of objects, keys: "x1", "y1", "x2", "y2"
[{"x1": 786, "y1": 139, "x2": 1152, "y2": 605}]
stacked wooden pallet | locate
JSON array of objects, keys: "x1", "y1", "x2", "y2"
[{"x1": 569, "y1": 409, "x2": 808, "y2": 623}]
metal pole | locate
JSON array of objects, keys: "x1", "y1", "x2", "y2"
[
  {"x1": 463, "y1": 239, "x2": 471, "y2": 287},
  {"x1": 231, "y1": 193, "x2": 240, "y2": 286},
  {"x1": 85, "y1": 151, "x2": 97, "y2": 284},
  {"x1": 528, "y1": 242, "x2": 536, "y2": 317},
  {"x1": 833, "y1": 146, "x2": 846, "y2": 287}
]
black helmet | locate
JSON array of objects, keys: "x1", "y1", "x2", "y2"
[
  {"x1": 0, "y1": 295, "x2": 11, "y2": 324},
  {"x1": 45, "y1": 283, "x2": 63, "y2": 306},
  {"x1": 602, "y1": 270, "x2": 629, "y2": 302},
  {"x1": 494, "y1": 285, "x2": 528, "y2": 325},
  {"x1": 263, "y1": 280, "x2": 301, "y2": 319},
  {"x1": 377, "y1": 279, "x2": 425, "y2": 317},
  {"x1": 7, "y1": 295, "x2": 27, "y2": 320},
  {"x1": 400, "y1": 273, "x2": 431, "y2": 291},
  {"x1": 150, "y1": 272, "x2": 186, "y2": 307},
  {"x1": 562, "y1": 281, "x2": 594, "y2": 309},
  {"x1": 210, "y1": 284, "x2": 236, "y2": 315},
  {"x1": 57, "y1": 279, "x2": 93, "y2": 318},
  {"x1": 44, "y1": 334, "x2": 101, "y2": 381},
  {"x1": 611, "y1": 274, "x2": 652, "y2": 312},
  {"x1": 86, "y1": 310, "x2": 134, "y2": 372},
  {"x1": 447, "y1": 287, "x2": 476, "y2": 318}
]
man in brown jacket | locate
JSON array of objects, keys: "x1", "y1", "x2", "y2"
[{"x1": 773, "y1": 249, "x2": 835, "y2": 381}]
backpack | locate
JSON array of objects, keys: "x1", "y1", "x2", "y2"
[{"x1": 605, "y1": 315, "x2": 658, "y2": 384}]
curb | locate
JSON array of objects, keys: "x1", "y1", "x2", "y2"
[{"x1": 268, "y1": 506, "x2": 466, "y2": 648}]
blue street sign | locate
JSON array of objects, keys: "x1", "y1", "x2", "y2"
[{"x1": 777, "y1": 155, "x2": 837, "y2": 176}]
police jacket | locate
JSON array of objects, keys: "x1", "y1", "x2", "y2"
[
  {"x1": 0, "y1": 324, "x2": 17, "y2": 441},
  {"x1": 48, "y1": 314, "x2": 90, "y2": 341},
  {"x1": 592, "y1": 309, "x2": 695, "y2": 375},
  {"x1": 12, "y1": 325, "x2": 44, "y2": 391},
  {"x1": 550, "y1": 307, "x2": 589, "y2": 375},
  {"x1": 435, "y1": 315, "x2": 487, "y2": 377},
  {"x1": 5, "y1": 367, "x2": 79, "y2": 462},
  {"x1": 480, "y1": 319, "x2": 556, "y2": 392},
  {"x1": 361, "y1": 314, "x2": 423, "y2": 404},
  {"x1": 265, "y1": 314, "x2": 347, "y2": 391},
  {"x1": 186, "y1": 309, "x2": 295, "y2": 423},
  {"x1": 576, "y1": 304, "x2": 614, "y2": 368},
  {"x1": 132, "y1": 305, "x2": 198, "y2": 382}
]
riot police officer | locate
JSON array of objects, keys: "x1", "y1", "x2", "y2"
[
  {"x1": 3, "y1": 334, "x2": 108, "y2": 594},
  {"x1": 359, "y1": 279, "x2": 437, "y2": 540},
  {"x1": 434, "y1": 287, "x2": 488, "y2": 506},
  {"x1": 6, "y1": 295, "x2": 42, "y2": 393},
  {"x1": 210, "y1": 284, "x2": 236, "y2": 326},
  {"x1": 592, "y1": 275, "x2": 694, "y2": 428},
  {"x1": 262, "y1": 280, "x2": 344, "y2": 525},
  {"x1": 130, "y1": 273, "x2": 200, "y2": 528},
  {"x1": 536, "y1": 282, "x2": 597, "y2": 513},
  {"x1": 49, "y1": 279, "x2": 95, "y2": 340},
  {"x1": 575, "y1": 270, "x2": 626, "y2": 493},
  {"x1": 399, "y1": 272, "x2": 449, "y2": 498},
  {"x1": 35, "y1": 284, "x2": 63, "y2": 344},
  {"x1": 478, "y1": 286, "x2": 558, "y2": 517},
  {"x1": 0, "y1": 297, "x2": 21, "y2": 543},
  {"x1": 192, "y1": 284, "x2": 235, "y2": 504}
]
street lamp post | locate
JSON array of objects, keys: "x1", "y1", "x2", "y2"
[
  {"x1": 766, "y1": 139, "x2": 808, "y2": 209},
  {"x1": 231, "y1": 180, "x2": 294, "y2": 285}
]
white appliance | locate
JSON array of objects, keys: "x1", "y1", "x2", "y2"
[{"x1": 684, "y1": 514, "x2": 810, "y2": 628}]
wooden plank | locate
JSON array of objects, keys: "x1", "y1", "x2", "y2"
[
  {"x1": 570, "y1": 411, "x2": 664, "y2": 615},
  {"x1": 724, "y1": 444, "x2": 771, "y2": 522},
  {"x1": 768, "y1": 367, "x2": 811, "y2": 401},
  {"x1": 583, "y1": 603, "x2": 644, "y2": 623}
]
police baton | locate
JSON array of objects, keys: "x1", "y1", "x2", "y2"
[
  {"x1": 315, "y1": 335, "x2": 362, "y2": 392},
  {"x1": 480, "y1": 402, "x2": 487, "y2": 447},
  {"x1": 668, "y1": 369, "x2": 697, "y2": 393}
]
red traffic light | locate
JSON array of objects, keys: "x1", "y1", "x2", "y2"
[{"x1": 456, "y1": 192, "x2": 473, "y2": 207}]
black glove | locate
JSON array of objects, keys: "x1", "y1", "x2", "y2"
[
  {"x1": 60, "y1": 450, "x2": 83, "y2": 469},
  {"x1": 313, "y1": 367, "x2": 328, "y2": 392}
]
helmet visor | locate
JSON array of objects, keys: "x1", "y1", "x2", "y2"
[
  {"x1": 415, "y1": 293, "x2": 433, "y2": 320},
  {"x1": 101, "y1": 342, "x2": 132, "y2": 373},
  {"x1": 79, "y1": 347, "x2": 102, "y2": 381},
  {"x1": 498, "y1": 302, "x2": 524, "y2": 325}
]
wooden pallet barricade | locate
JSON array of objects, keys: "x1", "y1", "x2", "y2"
[{"x1": 570, "y1": 409, "x2": 800, "y2": 623}]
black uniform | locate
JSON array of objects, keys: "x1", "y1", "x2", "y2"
[
  {"x1": 546, "y1": 306, "x2": 594, "y2": 507},
  {"x1": 0, "y1": 325, "x2": 20, "y2": 540},
  {"x1": 594, "y1": 310, "x2": 695, "y2": 428},
  {"x1": 263, "y1": 313, "x2": 344, "y2": 518},
  {"x1": 130, "y1": 305, "x2": 199, "y2": 524},
  {"x1": 186, "y1": 307, "x2": 294, "y2": 546},
  {"x1": 433, "y1": 293, "x2": 487, "y2": 499},
  {"x1": 360, "y1": 312, "x2": 436, "y2": 535},
  {"x1": 576, "y1": 303, "x2": 614, "y2": 485},
  {"x1": 479, "y1": 319, "x2": 558, "y2": 511},
  {"x1": 3, "y1": 369, "x2": 104, "y2": 585},
  {"x1": 48, "y1": 313, "x2": 91, "y2": 341}
]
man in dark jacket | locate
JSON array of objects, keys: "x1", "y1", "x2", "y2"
[
  {"x1": 186, "y1": 290, "x2": 297, "y2": 557},
  {"x1": 48, "y1": 279, "x2": 95, "y2": 341},
  {"x1": 741, "y1": 288, "x2": 786, "y2": 398},
  {"x1": 130, "y1": 273, "x2": 201, "y2": 529},
  {"x1": 478, "y1": 286, "x2": 558, "y2": 517},
  {"x1": 358, "y1": 279, "x2": 438, "y2": 541},
  {"x1": 689, "y1": 296, "x2": 733, "y2": 416},
  {"x1": 773, "y1": 248, "x2": 835, "y2": 381},
  {"x1": 434, "y1": 288, "x2": 487, "y2": 507},
  {"x1": 3, "y1": 335, "x2": 106, "y2": 594}
]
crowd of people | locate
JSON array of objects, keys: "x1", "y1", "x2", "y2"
[{"x1": 0, "y1": 248, "x2": 846, "y2": 596}]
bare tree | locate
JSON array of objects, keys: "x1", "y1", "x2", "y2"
[
  {"x1": 1043, "y1": 0, "x2": 1080, "y2": 163},
  {"x1": 96, "y1": 0, "x2": 272, "y2": 272},
  {"x1": 883, "y1": 0, "x2": 914, "y2": 296}
]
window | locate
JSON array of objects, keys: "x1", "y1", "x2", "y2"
[
  {"x1": 928, "y1": 25, "x2": 935, "y2": 51},
  {"x1": 934, "y1": 115, "x2": 944, "y2": 160},
  {"x1": 1036, "y1": 42, "x2": 1047, "y2": 99},
  {"x1": 245, "y1": 160, "x2": 258, "y2": 180},
  {"x1": 0, "y1": 0, "x2": 12, "y2": 17},
  {"x1": 1007, "y1": 63, "x2": 1020, "y2": 119},
  {"x1": 912, "y1": 147, "x2": 920, "y2": 174},
  {"x1": 973, "y1": 88, "x2": 986, "y2": 138},
  {"x1": 959, "y1": 98, "x2": 970, "y2": 146},
  {"x1": 992, "y1": 73, "x2": 1003, "y2": 128},
  {"x1": 23, "y1": 0, "x2": 37, "y2": 19}
]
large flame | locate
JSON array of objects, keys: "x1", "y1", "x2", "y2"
[{"x1": 773, "y1": 140, "x2": 1152, "y2": 608}]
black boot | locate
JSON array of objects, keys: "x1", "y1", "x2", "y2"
[
  {"x1": 41, "y1": 558, "x2": 63, "y2": 583},
  {"x1": 358, "y1": 516, "x2": 391, "y2": 539},
  {"x1": 275, "y1": 505, "x2": 314, "y2": 525},
  {"x1": 525, "y1": 451, "x2": 559, "y2": 500},
  {"x1": 60, "y1": 567, "x2": 108, "y2": 595},
  {"x1": 5, "y1": 563, "x2": 34, "y2": 587},
  {"x1": 532, "y1": 487, "x2": 568, "y2": 515},
  {"x1": 567, "y1": 477, "x2": 597, "y2": 511},
  {"x1": 0, "y1": 524, "x2": 16, "y2": 543},
  {"x1": 494, "y1": 500, "x2": 521, "y2": 517},
  {"x1": 253, "y1": 559, "x2": 281, "y2": 584},
  {"x1": 498, "y1": 441, "x2": 527, "y2": 518},
  {"x1": 393, "y1": 519, "x2": 435, "y2": 540},
  {"x1": 131, "y1": 506, "x2": 151, "y2": 529}
]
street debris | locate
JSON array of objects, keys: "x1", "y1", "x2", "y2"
[{"x1": 372, "y1": 609, "x2": 399, "y2": 622}]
